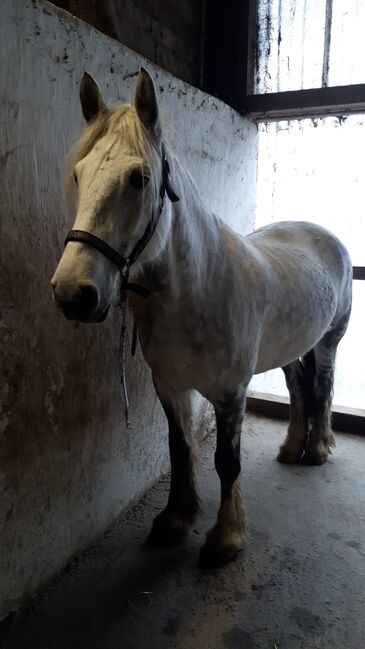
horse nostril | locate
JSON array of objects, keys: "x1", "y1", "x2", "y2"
[
  {"x1": 79, "y1": 283, "x2": 99, "y2": 315},
  {"x1": 56, "y1": 282, "x2": 99, "y2": 321}
]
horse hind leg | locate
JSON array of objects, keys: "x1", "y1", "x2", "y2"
[
  {"x1": 301, "y1": 346, "x2": 336, "y2": 465},
  {"x1": 277, "y1": 356, "x2": 314, "y2": 463},
  {"x1": 302, "y1": 314, "x2": 350, "y2": 465}
]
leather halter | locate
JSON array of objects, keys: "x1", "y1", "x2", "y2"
[{"x1": 64, "y1": 144, "x2": 179, "y2": 297}]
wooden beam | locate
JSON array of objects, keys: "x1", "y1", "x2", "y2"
[
  {"x1": 321, "y1": 0, "x2": 333, "y2": 88},
  {"x1": 246, "y1": 391, "x2": 365, "y2": 434},
  {"x1": 353, "y1": 266, "x2": 365, "y2": 280},
  {"x1": 202, "y1": 0, "x2": 251, "y2": 112},
  {"x1": 243, "y1": 84, "x2": 365, "y2": 121},
  {"x1": 246, "y1": 0, "x2": 258, "y2": 97}
]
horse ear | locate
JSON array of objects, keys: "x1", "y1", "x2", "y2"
[
  {"x1": 134, "y1": 68, "x2": 160, "y2": 134},
  {"x1": 79, "y1": 72, "x2": 106, "y2": 122}
]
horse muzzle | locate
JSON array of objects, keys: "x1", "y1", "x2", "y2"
[{"x1": 51, "y1": 279, "x2": 109, "y2": 323}]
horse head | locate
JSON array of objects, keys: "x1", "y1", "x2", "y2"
[{"x1": 51, "y1": 69, "x2": 169, "y2": 322}]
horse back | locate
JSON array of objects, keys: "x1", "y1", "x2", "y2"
[
  {"x1": 247, "y1": 221, "x2": 352, "y2": 297},
  {"x1": 243, "y1": 221, "x2": 352, "y2": 372}
]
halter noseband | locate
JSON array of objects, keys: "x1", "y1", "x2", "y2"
[{"x1": 64, "y1": 144, "x2": 179, "y2": 297}]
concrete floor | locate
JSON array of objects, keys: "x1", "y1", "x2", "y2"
[{"x1": 1, "y1": 413, "x2": 364, "y2": 649}]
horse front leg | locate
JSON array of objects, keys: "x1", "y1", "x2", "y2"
[
  {"x1": 201, "y1": 389, "x2": 246, "y2": 567},
  {"x1": 146, "y1": 381, "x2": 200, "y2": 548}
]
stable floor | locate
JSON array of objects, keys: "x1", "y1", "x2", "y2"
[{"x1": 1, "y1": 414, "x2": 364, "y2": 649}]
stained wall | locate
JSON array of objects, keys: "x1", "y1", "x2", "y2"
[
  {"x1": 0, "y1": 0, "x2": 257, "y2": 619},
  {"x1": 52, "y1": 0, "x2": 204, "y2": 86}
]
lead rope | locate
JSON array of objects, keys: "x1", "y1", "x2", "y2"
[
  {"x1": 119, "y1": 265, "x2": 131, "y2": 428},
  {"x1": 131, "y1": 322, "x2": 138, "y2": 357},
  {"x1": 118, "y1": 292, "x2": 140, "y2": 428}
]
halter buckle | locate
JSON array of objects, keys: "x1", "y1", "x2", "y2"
[{"x1": 121, "y1": 259, "x2": 130, "y2": 280}]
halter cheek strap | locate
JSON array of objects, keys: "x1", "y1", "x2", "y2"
[{"x1": 64, "y1": 144, "x2": 179, "y2": 297}]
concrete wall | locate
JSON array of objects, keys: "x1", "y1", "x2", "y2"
[
  {"x1": 52, "y1": 0, "x2": 204, "y2": 86},
  {"x1": 0, "y1": 0, "x2": 257, "y2": 620}
]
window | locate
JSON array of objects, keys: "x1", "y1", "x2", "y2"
[
  {"x1": 249, "y1": 116, "x2": 365, "y2": 410},
  {"x1": 245, "y1": 0, "x2": 365, "y2": 415},
  {"x1": 255, "y1": 0, "x2": 365, "y2": 93}
]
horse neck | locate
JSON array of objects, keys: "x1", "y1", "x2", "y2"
[{"x1": 145, "y1": 152, "x2": 223, "y2": 296}]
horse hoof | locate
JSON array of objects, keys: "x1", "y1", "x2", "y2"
[
  {"x1": 199, "y1": 541, "x2": 241, "y2": 568},
  {"x1": 145, "y1": 511, "x2": 188, "y2": 548},
  {"x1": 300, "y1": 449, "x2": 328, "y2": 466},
  {"x1": 276, "y1": 445, "x2": 303, "y2": 464},
  {"x1": 200, "y1": 526, "x2": 245, "y2": 568}
]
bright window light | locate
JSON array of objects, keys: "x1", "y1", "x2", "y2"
[
  {"x1": 249, "y1": 116, "x2": 365, "y2": 410},
  {"x1": 255, "y1": 0, "x2": 365, "y2": 93}
]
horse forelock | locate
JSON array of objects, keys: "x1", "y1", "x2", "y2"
[{"x1": 67, "y1": 104, "x2": 162, "y2": 201}]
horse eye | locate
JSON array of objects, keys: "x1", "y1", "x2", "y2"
[
  {"x1": 129, "y1": 169, "x2": 149, "y2": 190},
  {"x1": 74, "y1": 171, "x2": 78, "y2": 185}
]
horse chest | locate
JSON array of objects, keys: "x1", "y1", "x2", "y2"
[{"x1": 137, "y1": 302, "x2": 232, "y2": 391}]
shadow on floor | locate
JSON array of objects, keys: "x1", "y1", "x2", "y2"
[{"x1": 1, "y1": 414, "x2": 364, "y2": 649}]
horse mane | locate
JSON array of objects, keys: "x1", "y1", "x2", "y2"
[{"x1": 67, "y1": 104, "x2": 161, "y2": 200}]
